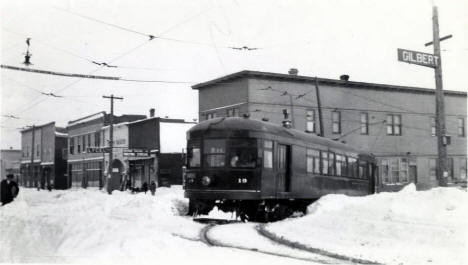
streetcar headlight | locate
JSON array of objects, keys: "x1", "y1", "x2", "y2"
[{"x1": 201, "y1": 176, "x2": 211, "y2": 186}]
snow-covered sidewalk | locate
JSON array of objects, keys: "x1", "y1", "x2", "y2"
[{"x1": 266, "y1": 184, "x2": 468, "y2": 265}]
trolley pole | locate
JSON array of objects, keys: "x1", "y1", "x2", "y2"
[
  {"x1": 103, "y1": 94, "x2": 123, "y2": 194},
  {"x1": 430, "y1": 6, "x2": 448, "y2": 186}
]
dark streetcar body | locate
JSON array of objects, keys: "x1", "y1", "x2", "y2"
[{"x1": 184, "y1": 117, "x2": 376, "y2": 221}]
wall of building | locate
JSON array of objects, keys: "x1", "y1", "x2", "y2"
[
  {"x1": 199, "y1": 79, "x2": 249, "y2": 121},
  {"x1": 196, "y1": 74, "x2": 467, "y2": 190},
  {"x1": 0, "y1": 150, "x2": 21, "y2": 179}
]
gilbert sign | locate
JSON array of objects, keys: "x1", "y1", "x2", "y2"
[{"x1": 397, "y1": 48, "x2": 439, "y2": 68}]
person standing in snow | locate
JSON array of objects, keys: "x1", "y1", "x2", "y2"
[
  {"x1": 142, "y1": 182, "x2": 148, "y2": 194},
  {"x1": 1, "y1": 174, "x2": 20, "y2": 206},
  {"x1": 149, "y1": 181, "x2": 157, "y2": 196}
]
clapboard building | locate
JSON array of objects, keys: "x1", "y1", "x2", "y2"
[
  {"x1": 20, "y1": 122, "x2": 68, "y2": 189},
  {"x1": 193, "y1": 70, "x2": 467, "y2": 191}
]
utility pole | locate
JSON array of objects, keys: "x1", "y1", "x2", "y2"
[
  {"x1": 29, "y1": 125, "x2": 36, "y2": 189},
  {"x1": 397, "y1": 6, "x2": 452, "y2": 187},
  {"x1": 430, "y1": 6, "x2": 448, "y2": 186},
  {"x1": 315, "y1": 77, "x2": 324, "y2": 136},
  {"x1": 103, "y1": 94, "x2": 123, "y2": 194}
]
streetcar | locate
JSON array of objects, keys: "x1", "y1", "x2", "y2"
[{"x1": 184, "y1": 116, "x2": 376, "y2": 221}]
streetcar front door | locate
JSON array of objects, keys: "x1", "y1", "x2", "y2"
[{"x1": 276, "y1": 144, "x2": 291, "y2": 193}]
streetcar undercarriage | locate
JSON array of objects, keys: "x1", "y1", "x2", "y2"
[{"x1": 188, "y1": 198, "x2": 315, "y2": 222}]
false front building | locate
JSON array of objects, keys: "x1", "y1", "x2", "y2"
[
  {"x1": 102, "y1": 116, "x2": 195, "y2": 191},
  {"x1": 193, "y1": 70, "x2": 467, "y2": 191},
  {"x1": 19, "y1": 122, "x2": 68, "y2": 189}
]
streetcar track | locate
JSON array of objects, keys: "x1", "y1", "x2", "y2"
[
  {"x1": 198, "y1": 223, "x2": 344, "y2": 264},
  {"x1": 256, "y1": 224, "x2": 384, "y2": 265}
]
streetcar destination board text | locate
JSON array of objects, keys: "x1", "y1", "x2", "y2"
[{"x1": 397, "y1": 48, "x2": 439, "y2": 68}]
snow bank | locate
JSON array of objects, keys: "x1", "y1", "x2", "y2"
[
  {"x1": 267, "y1": 184, "x2": 468, "y2": 265},
  {"x1": 0, "y1": 187, "x2": 312, "y2": 265}
]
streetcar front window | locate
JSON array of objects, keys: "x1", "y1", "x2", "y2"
[
  {"x1": 228, "y1": 139, "x2": 257, "y2": 168},
  {"x1": 187, "y1": 141, "x2": 201, "y2": 168},
  {"x1": 204, "y1": 139, "x2": 226, "y2": 167}
]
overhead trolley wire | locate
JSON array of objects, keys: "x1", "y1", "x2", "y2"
[{"x1": 6, "y1": 6, "x2": 213, "y2": 116}]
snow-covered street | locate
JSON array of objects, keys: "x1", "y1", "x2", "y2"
[{"x1": 1, "y1": 185, "x2": 466, "y2": 265}]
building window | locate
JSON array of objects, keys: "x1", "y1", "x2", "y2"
[
  {"x1": 306, "y1": 149, "x2": 320, "y2": 173},
  {"x1": 36, "y1": 144, "x2": 40, "y2": 157},
  {"x1": 332, "y1": 111, "x2": 341, "y2": 134},
  {"x1": 360, "y1": 113, "x2": 368, "y2": 135},
  {"x1": 386, "y1": 114, "x2": 402, "y2": 135},
  {"x1": 306, "y1": 110, "x2": 315, "y2": 133},
  {"x1": 206, "y1": 113, "x2": 216, "y2": 120},
  {"x1": 458, "y1": 118, "x2": 465, "y2": 137},
  {"x1": 263, "y1": 140, "x2": 273, "y2": 169},
  {"x1": 381, "y1": 158, "x2": 409, "y2": 184},
  {"x1": 227, "y1": 108, "x2": 240, "y2": 117},
  {"x1": 430, "y1": 117, "x2": 436, "y2": 136},
  {"x1": 429, "y1": 158, "x2": 437, "y2": 181},
  {"x1": 94, "y1": 132, "x2": 100, "y2": 147},
  {"x1": 82, "y1": 135, "x2": 86, "y2": 152},
  {"x1": 460, "y1": 157, "x2": 467, "y2": 180}
]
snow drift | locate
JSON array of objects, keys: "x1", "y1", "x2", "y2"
[{"x1": 266, "y1": 184, "x2": 468, "y2": 265}]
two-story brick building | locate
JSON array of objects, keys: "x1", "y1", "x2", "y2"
[
  {"x1": 193, "y1": 70, "x2": 467, "y2": 190},
  {"x1": 20, "y1": 122, "x2": 68, "y2": 189},
  {"x1": 66, "y1": 112, "x2": 146, "y2": 189}
]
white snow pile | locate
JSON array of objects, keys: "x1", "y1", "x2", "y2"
[
  {"x1": 267, "y1": 184, "x2": 468, "y2": 265},
  {"x1": 0, "y1": 187, "x2": 312, "y2": 265}
]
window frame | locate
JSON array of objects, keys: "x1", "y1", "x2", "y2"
[
  {"x1": 387, "y1": 114, "x2": 402, "y2": 136},
  {"x1": 430, "y1": 116, "x2": 436, "y2": 137},
  {"x1": 332, "y1": 111, "x2": 341, "y2": 134},
  {"x1": 203, "y1": 139, "x2": 226, "y2": 168},
  {"x1": 306, "y1": 110, "x2": 316, "y2": 133},
  {"x1": 263, "y1": 140, "x2": 273, "y2": 169},
  {"x1": 458, "y1": 117, "x2": 465, "y2": 137}
]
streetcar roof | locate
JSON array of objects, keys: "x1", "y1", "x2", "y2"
[{"x1": 188, "y1": 117, "x2": 372, "y2": 156}]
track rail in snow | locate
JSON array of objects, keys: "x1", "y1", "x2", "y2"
[
  {"x1": 256, "y1": 224, "x2": 384, "y2": 265},
  {"x1": 199, "y1": 223, "x2": 344, "y2": 264}
]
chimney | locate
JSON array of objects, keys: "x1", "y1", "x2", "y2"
[
  {"x1": 288, "y1": 68, "x2": 298, "y2": 75},
  {"x1": 149, "y1": 108, "x2": 155, "y2": 117},
  {"x1": 282, "y1": 109, "x2": 292, "y2": 128},
  {"x1": 340, "y1": 74, "x2": 349, "y2": 81}
]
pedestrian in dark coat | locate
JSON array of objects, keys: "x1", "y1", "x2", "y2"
[
  {"x1": 142, "y1": 182, "x2": 148, "y2": 194},
  {"x1": 150, "y1": 181, "x2": 157, "y2": 196},
  {"x1": 1, "y1": 174, "x2": 19, "y2": 206}
]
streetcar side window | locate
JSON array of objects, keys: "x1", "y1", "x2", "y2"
[
  {"x1": 204, "y1": 139, "x2": 226, "y2": 167},
  {"x1": 348, "y1": 157, "x2": 357, "y2": 178},
  {"x1": 322, "y1": 151, "x2": 329, "y2": 175},
  {"x1": 306, "y1": 149, "x2": 320, "y2": 174},
  {"x1": 187, "y1": 141, "x2": 201, "y2": 168},
  {"x1": 263, "y1": 140, "x2": 273, "y2": 169},
  {"x1": 336, "y1": 155, "x2": 343, "y2": 176},
  {"x1": 329, "y1": 152, "x2": 336, "y2": 176}
]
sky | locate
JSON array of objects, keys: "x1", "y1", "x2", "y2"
[{"x1": 1, "y1": 0, "x2": 467, "y2": 149}]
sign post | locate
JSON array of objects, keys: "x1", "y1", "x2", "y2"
[{"x1": 397, "y1": 6, "x2": 450, "y2": 187}]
